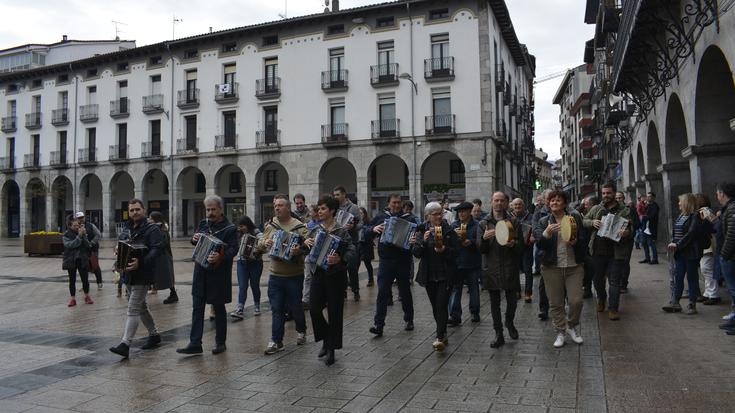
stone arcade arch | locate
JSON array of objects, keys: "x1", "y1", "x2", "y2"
[
  {"x1": 664, "y1": 94, "x2": 693, "y2": 233},
  {"x1": 79, "y1": 174, "x2": 104, "y2": 232},
  {"x1": 635, "y1": 142, "x2": 645, "y2": 197},
  {"x1": 645, "y1": 123, "x2": 665, "y2": 240},
  {"x1": 176, "y1": 166, "x2": 206, "y2": 236},
  {"x1": 1, "y1": 180, "x2": 20, "y2": 237},
  {"x1": 255, "y1": 162, "x2": 289, "y2": 226},
  {"x1": 319, "y1": 157, "x2": 357, "y2": 202},
  {"x1": 26, "y1": 178, "x2": 46, "y2": 232},
  {"x1": 51, "y1": 176, "x2": 73, "y2": 232},
  {"x1": 110, "y1": 171, "x2": 135, "y2": 234},
  {"x1": 367, "y1": 154, "x2": 409, "y2": 217},
  {"x1": 142, "y1": 169, "x2": 170, "y2": 222},
  {"x1": 214, "y1": 164, "x2": 246, "y2": 224},
  {"x1": 694, "y1": 45, "x2": 735, "y2": 197},
  {"x1": 421, "y1": 151, "x2": 466, "y2": 207}
]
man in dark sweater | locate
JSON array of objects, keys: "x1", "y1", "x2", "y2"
[{"x1": 640, "y1": 192, "x2": 660, "y2": 264}]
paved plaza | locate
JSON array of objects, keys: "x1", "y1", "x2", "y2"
[{"x1": 0, "y1": 238, "x2": 732, "y2": 412}]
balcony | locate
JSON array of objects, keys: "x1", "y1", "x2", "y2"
[
  {"x1": 215, "y1": 83, "x2": 239, "y2": 104},
  {"x1": 110, "y1": 98, "x2": 130, "y2": 118},
  {"x1": 141, "y1": 142, "x2": 164, "y2": 160},
  {"x1": 255, "y1": 78, "x2": 281, "y2": 100},
  {"x1": 321, "y1": 70, "x2": 348, "y2": 92},
  {"x1": 0, "y1": 157, "x2": 15, "y2": 173},
  {"x1": 503, "y1": 82, "x2": 511, "y2": 105},
  {"x1": 79, "y1": 104, "x2": 98, "y2": 123},
  {"x1": 215, "y1": 134, "x2": 238, "y2": 153},
  {"x1": 143, "y1": 94, "x2": 164, "y2": 114},
  {"x1": 509, "y1": 96, "x2": 517, "y2": 116},
  {"x1": 109, "y1": 144, "x2": 130, "y2": 163},
  {"x1": 370, "y1": 64, "x2": 399, "y2": 87},
  {"x1": 1, "y1": 116, "x2": 16, "y2": 133},
  {"x1": 425, "y1": 114, "x2": 455, "y2": 139},
  {"x1": 321, "y1": 123, "x2": 349, "y2": 147},
  {"x1": 256, "y1": 129, "x2": 281, "y2": 152},
  {"x1": 78, "y1": 148, "x2": 96, "y2": 165},
  {"x1": 50, "y1": 150, "x2": 68, "y2": 168},
  {"x1": 495, "y1": 62, "x2": 505, "y2": 91},
  {"x1": 371, "y1": 119, "x2": 400, "y2": 142},
  {"x1": 51, "y1": 108, "x2": 69, "y2": 126},
  {"x1": 424, "y1": 57, "x2": 455, "y2": 82},
  {"x1": 23, "y1": 153, "x2": 41, "y2": 170},
  {"x1": 177, "y1": 89, "x2": 200, "y2": 109},
  {"x1": 25, "y1": 112, "x2": 42, "y2": 129},
  {"x1": 176, "y1": 138, "x2": 199, "y2": 157}
]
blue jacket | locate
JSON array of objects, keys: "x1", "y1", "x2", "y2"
[
  {"x1": 450, "y1": 218, "x2": 481, "y2": 269},
  {"x1": 366, "y1": 209, "x2": 419, "y2": 261}
]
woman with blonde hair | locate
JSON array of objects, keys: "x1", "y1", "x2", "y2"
[{"x1": 663, "y1": 193, "x2": 705, "y2": 314}]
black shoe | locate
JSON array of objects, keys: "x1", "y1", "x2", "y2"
[
  {"x1": 471, "y1": 314, "x2": 480, "y2": 323},
  {"x1": 726, "y1": 330, "x2": 735, "y2": 336},
  {"x1": 367, "y1": 280, "x2": 374, "y2": 287},
  {"x1": 109, "y1": 342, "x2": 129, "y2": 358},
  {"x1": 387, "y1": 297, "x2": 394, "y2": 306},
  {"x1": 212, "y1": 344, "x2": 226, "y2": 355},
  {"x1": 538, "y1": 312, "x2": 549, "y2": 321},
  {"x1": 703, "y1": 297, "x2": 722, "y2": 305},
  {"x1": 163, "y1": 292, "x2": 179, "y2": 304},
  {"x1": 405, "y1": 321, "x2": 414, "y2": 331},
  {"x1": 141, "y1": 334, "x2": 161, "y2": 350},
  {"x1": 583, "y1": 289, "x2": 593, "y2": 299},
  {"x1": 719, "y1": 320, "x2": 735, "y2": 330},
  {"x1": 507, "y1": 325, "x2": 519, "y2": 340},
  {"x1": 324, "y1": 349, "x2": 335, "y2": 366},
  {"x1": 354, "y1": 292, "x2": 360, "y2": 302},
  {"x1": 318, "y1": 343, "x2": 328, "y2": 358},
  {"x1": 639, "y1": 259, "x2": 650, "y2": 264},
  {"x1": 176, "y1": 344, "x2": 203, "y2": 355},
  {"x1": 447, "y1": 318, "x2": 461, "y2": 327},
  {"x1": 490, "y1": 331, "x2": 505, "y2": 348},
  {"x1": 369, "y1": 326, "x2": 383, "y2": 337},
  {"x1": 649, "y1": 260, "x2": 659, "y2": 265}
]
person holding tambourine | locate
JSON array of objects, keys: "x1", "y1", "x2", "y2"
[{"x1": 533, "y1": 190, "x2": 586, "y2": 348}]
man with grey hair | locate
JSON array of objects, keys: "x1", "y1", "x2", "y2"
[{"x1": 177, "y1": 195, "x2": 238, "y2": 355}]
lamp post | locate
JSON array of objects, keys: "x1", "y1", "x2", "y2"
[{"x1": 398, "y1": 72, "x2": 419, "y2": 207}]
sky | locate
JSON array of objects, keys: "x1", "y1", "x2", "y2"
[{"x1": 1, "y1": 0, "x2": 594, "y2": 160}]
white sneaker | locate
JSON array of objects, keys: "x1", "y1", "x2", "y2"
[
  {"x1": 254, "y1": 305, "x2": 261, "y2": 316},
  {"x1": 722, "y1": 312, "x2": 735, "y2": 321},
  {"x1": 553, "y1": 332, "x2": 565, "y2": 348},
  {"x1": 264, "y1": 341, "x2": 284, "y2": 355},
  {"x1": 566, "y1": 327, "x2": 583, "y2": 345},
  {"x1": 296, "y1": 332, "x2": 307, "y2": 345}
]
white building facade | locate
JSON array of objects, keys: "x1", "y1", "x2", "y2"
[{"x1": 0, "y1": 0, "x2": 535, "y2": 238}]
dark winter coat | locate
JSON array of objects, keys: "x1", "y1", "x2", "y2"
[
  {"x1": 152, "y1": 223, "x2": 174, "y2": 291},
  {"x1": 412, "y1": 220, "x2": 459, "y2": 287},
  {"x1": 672, "y1": 213, "x2": 704, "y2": 261},
  {"x1": 478, "y1": 212, "x2": 523, "y2": 291},
  {"x1": 311, "y1": 223, "x2": 356, "y2": 279},
  {"x1": 190, "y1": 217, "x2": 238, "y2": 305},
  {"x1": 62, "y1": 229, "x2": 92, "y2": 271},
  {"x1": 358, "y1": 225, "x2": 375, "y2": 261},
  {"x1": 646, "y1": 201, "x2": 660, "y2": 240},
  {"x1": 365, "y1": 209, "x2": 419, "y2": 261},
  {"x1": 450, "y1": 218, "x2": 481, "y2": 269},
  {"x1": 721, "y1": 199, "x2": 735, "y2": 261},
  {"x1": 118, "y1": 219, "x2": 163, "y2": 285}
]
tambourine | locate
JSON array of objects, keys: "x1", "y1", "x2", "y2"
[
  {"x1": 434, "y1": 226, "x2": 444, "y2": 249},
  {"x1": 458, "y1": 223, "x2": 467, "y2": 241},
  {"x1": 495, "y1": 220, "x2": 515, "y2": 246},
  {"x1": 560, "y1": 215, "x2": 577, "y2": 243}
]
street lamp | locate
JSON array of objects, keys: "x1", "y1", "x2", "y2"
[
  {"x1": 398, "y1": 73, "x2": 418, "y2": 95},
  {"x1": 398, "y1": 72, "x2": 419, "y2": 207}
]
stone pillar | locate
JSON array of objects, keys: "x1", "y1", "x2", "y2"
[
  {"x1": 19, "y1": 187, "x2": 27, "y2": 237},
  {"x1": 645, "y1": 173, "x2": 666, "y2": 241},
  {"x1": 45, "y1": 192, "x2": 55, "y2": 232},
  {"x1": 206, "y1": 185, "x2": 216, "y2": 197},
  {"x1": 659, "y1": 162, "x2": 692, "y2": 242},
  {"x1": 102, "y1": 191, "x2": 114, "y2": 238},
  {"x1": 245, "y1": 181, "x2": 256, "y2": 220},
  {"x1": 356, "y1": 175, "x2": 369, "y2": 210},
  {"x1": 409, "y1": 172, "x2": 421, "y2": 211},
  {"x1": 134, "y1": 189, "x2": 144, "y2": 204}
]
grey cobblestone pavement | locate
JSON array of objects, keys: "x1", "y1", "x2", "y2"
[{"x1": 0, "y1": 239, "x2": 733, "y2": 412}]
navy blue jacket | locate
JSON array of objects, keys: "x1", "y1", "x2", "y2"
[
  {"x1": 450, "y1": 218, "x2": 481, "y2": 269},
  {"x1": 191, "y1": 217, "x2": 238, "y2": 304},
  {"x1": 365, "y1": 209, "x2": 419, "y2": 261}
]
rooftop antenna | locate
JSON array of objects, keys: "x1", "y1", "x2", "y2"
[
  {"x1": 111, "y1": 20, "x2": 127, "y2": 41},
  {"x1": 278, "y1": 0, "x2": 288, "y2": 19},
  {"x1": 324, "y1": 0, "x2": 330, "y2": 13},
  {"x1": 172, "y1": 14, "x2": 183, "y2": 40}
]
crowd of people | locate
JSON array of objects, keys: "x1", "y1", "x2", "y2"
[{"x1": 60, "y1": 180, "x2": 735, "y2": 362}]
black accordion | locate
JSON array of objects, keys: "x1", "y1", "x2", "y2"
[
  {"x1": 115, "y1": 241, "x2": 148, "y2": 272},
  {"x1": 380, "y1": 216, "x2": 417, "y2": 250},
  {"x1": 269, "y1": 230, "x2": 303, "y2": 262},
  {"x1": 305, "y1": 230, "x2": 342, "y2": 270},
  {"x1": 192, "y1": 234, "x2": 225, "y2": 269},
  {"x1": 238, "y1": 233, "x2": 259, "y2": 260}
]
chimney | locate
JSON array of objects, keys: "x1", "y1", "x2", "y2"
[
  {"x1": 333, "y1": 0, "x2": 339, "y2": 12},
  {"x1": 62, "y1": 35, "x2": 68, "y2": 42}
]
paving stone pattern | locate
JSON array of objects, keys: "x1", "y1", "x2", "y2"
[{"x1": 0, "y1": 239, "x2": 732, "y2": 412}]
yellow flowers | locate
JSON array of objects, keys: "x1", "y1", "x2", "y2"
[{"x1": 29, "y1": 231, "x2": 63, "y2": 235}]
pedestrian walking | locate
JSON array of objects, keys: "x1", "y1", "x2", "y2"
[
  {"x1": 333, "y1": 186, "x2": 361, "y2": 302},
  {"x1": 713, "y1": 182, "x2": 735, "y2": 334},
  {"x1": 448, "y1": 201, "x2": 481, "y2": 325},
  {"x1": 511, "y1": 198, "x2": 534, "y2": 304},
  {"x1": 640, "y1": 192, "x2": 660, "y2": 264},
  {"x1": 63, "y1": 216, "x2": 95, "y2": 307},
  {"x1": 75, "y1": 212, "x2": 103, "y2": 290},
  {"x1": 358, "y1": 207, "x2": 375, "y2": 287},
  {"x1": 616, "y1": 192, "x2": 639, "y2": 293},
  {"x1": 230, "y1": 216, "x2": 264, "y2": 319},
  {"x1": 148, "y1": 211, "x2": 177, "y2": 304},
  {"x1": 695, "y1": 193, "x2": 719, "y2": 305}
]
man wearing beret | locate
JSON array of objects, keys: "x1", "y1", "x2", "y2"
[{"x1": 448, "y1": 201, "x2": 482, "y2": 325}]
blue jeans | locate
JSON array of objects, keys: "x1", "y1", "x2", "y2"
[
  {"x1": 268, "y1": 275, "x2": 306, "y2": 343},
  {"x1": 374, "y1": 256, "x2": 413, "y2": 328},
  {"x1": 642, "y1": 234, "x2": 658, "y2": 262},
  {"x1": 720, "y1": 257, "x2": 735, "y2": 310},
  {"x1": 673, "y1": 256, "x2": 701, "y2": 305},
  {"x1": 449, "y1": 268, "x2": 480, "y2": 320},
  {"x1": 190, "y1": 297, "x2": 226, "y2": 346},
  {"x1": 236, "y1": 260, "x2": 263, "y2": 307}
]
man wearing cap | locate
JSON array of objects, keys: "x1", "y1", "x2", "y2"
[
  {"x1": 76, "y1": 212, "x2": 103, "y2": 289},
  {"x1": 448, "y1": 201, "x2": 481, "y2": 324}
]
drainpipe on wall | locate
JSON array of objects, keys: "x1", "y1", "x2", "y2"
[
  {"x1": 407, "y1": 2, "x2": 418, "y2": 208},
  {"x1": 167, "y1": 44, "x2": 176, "y2": 237}
]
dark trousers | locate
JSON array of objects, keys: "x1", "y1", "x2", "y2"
[
  {"x1": 426, "y1": 280, "x2": 451, "y2": 339},
  {"x1": 449, "y1": 268, "x2": 480, "y2": 320},
  {"x1": 68, "y1": 267, "x2": 90, "y2": 296},
  {"x1": 348, "y1": 259, "x2": 360, "y2": 294},
  {"x1": 310, "y1": 271, "x2": 346, "y2": 350},
  {"x1": 489, "y1": 289, "x2": 518, "y2": 332},
  {"x1": 522, "y1": 247, "x2": 534, "y2": 295},
  {"x1": 538, "y1": 276, "x2": 549, "y2": 314},
  {"x1": 642, "y1": 234, "x2": 658, "y2": 262},
  {"x1": 593, "y1": 255, "x2": 623, "y2": 311},
  {"x1": 268, "y1": 275, "x2": 306, "y2": 343},
  {"x1": 620, "y1": 260, "x2": 632, "y2": 290},
  {"x1": 374, "y1": 257, "x2": 413, "y2": 328},
  {"x1": 190, "y1": 297, "x2": 226, "y2": 346},
  {"x1": 362, "y1": 257, "x2": 374, "y2": 282}
]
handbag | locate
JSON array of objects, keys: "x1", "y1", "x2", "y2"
[{"x1": 89, "y1": 253, "x2": 100, "y2": 272}]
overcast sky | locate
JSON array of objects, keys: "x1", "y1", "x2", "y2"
[{"x1": 1, "y1": 0, "x2": 593, "y2": 159}]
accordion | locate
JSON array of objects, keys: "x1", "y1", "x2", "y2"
[
  {"x1": 115, "y1": 241, "x2": 148, "y2": 272},
  {"x1": 305, "y1": 230, "x2": 342, "y2": 270},
  {"x1": 336, "y1": 209, "x2": 356, "y2": 228},
  {"x1": 192, "y1": 234, "x2": 225, "y2": 269},
  {"x1": 238, "y1": 233, "x2": 259, "y2": 260},
  {"x1": 269, "y1": 230, "x2": 304, "y2": 262},
  {"x1": 380, "y1": 216, "x2": 417, "y2": 250}
]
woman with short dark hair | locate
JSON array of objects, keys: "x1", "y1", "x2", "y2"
[
  {"x1": 63, "y1": 216, "x2": 94, "y2": 306},
  {"x1": 230, "y1": 215, "x2": 263, "y2": 318}
]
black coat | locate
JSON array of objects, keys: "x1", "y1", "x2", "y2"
[
  {"x1": 118, "y1": 220, "x2": 163, "y2": 285},
  {"x1": 412, "y1": 220, "x2": 459, "y2": 287},
  {"x1": 646, "y1": 201, "x2": 660, "y2": 240},
  {"x1": 152, "y1": 224, "x2": 174, "y2": 290},
  {"x1": 478, "y1": 212, "x2": 523, "y2": 291},
  {"x1": 62, "y1": 229, "x2": 92, "y2": 271},
  {"x1": 311, "y1": 224, "x2": 356, "y2": 283},
  {"x1": 191, "y1": 218, "x2": 238, "y2": 304},
  {"x1": 672, "y1": 213, "x2": 704, "y2": 260}
]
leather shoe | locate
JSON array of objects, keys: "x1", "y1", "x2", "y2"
[
  {"x1": 318, "y1": 344, "x2": 328, "y2": 358},
  {"x1": 507, "y1": 324, "x2": 519, "y2": 340},
  {"x1": 176, "y1": 344, "x2": 203, "y2": 354},
  {"x1": 404, "y1": 321, "x2": 414, "y2": 331},
  {"x1": 649, "y1": 260, "x2": 659, "y2": 265},
  {"x1": 447, "y1": 318, "x2": 461, "y2": 327},
  {"x1": 141, "y1": 334, "x2": 161, "y2": 350},
  {"x1": 109, "y1": 342, "x2": 129, "y2": 358},
  {"x1": 324, "y1": 349, "x2": 335, "y2": 366},
  {"x1": 212, "y1": 344, "x2": 226, "y2": 355},
  {"x1": 369, "y1": 326, "x2": 383, "y2": 337},
  {"x1": 703, "y1": 297, "x2": 722, "y2": 305},
  {"x1": 638, "y1": 259, "x2": 650, "y2": 264},
  {"x1": 490, "y1": 331, "x2": 505, "y2": 348},
  {"x1": 718, "y1": 320, "x2": 735, "y2": 330},
  {"x1": 538, "y1": 312, "x2": 549, "y2": 321},
  {"x1": 471, "y1": 313, "x2": 480, "y2": 323}
]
